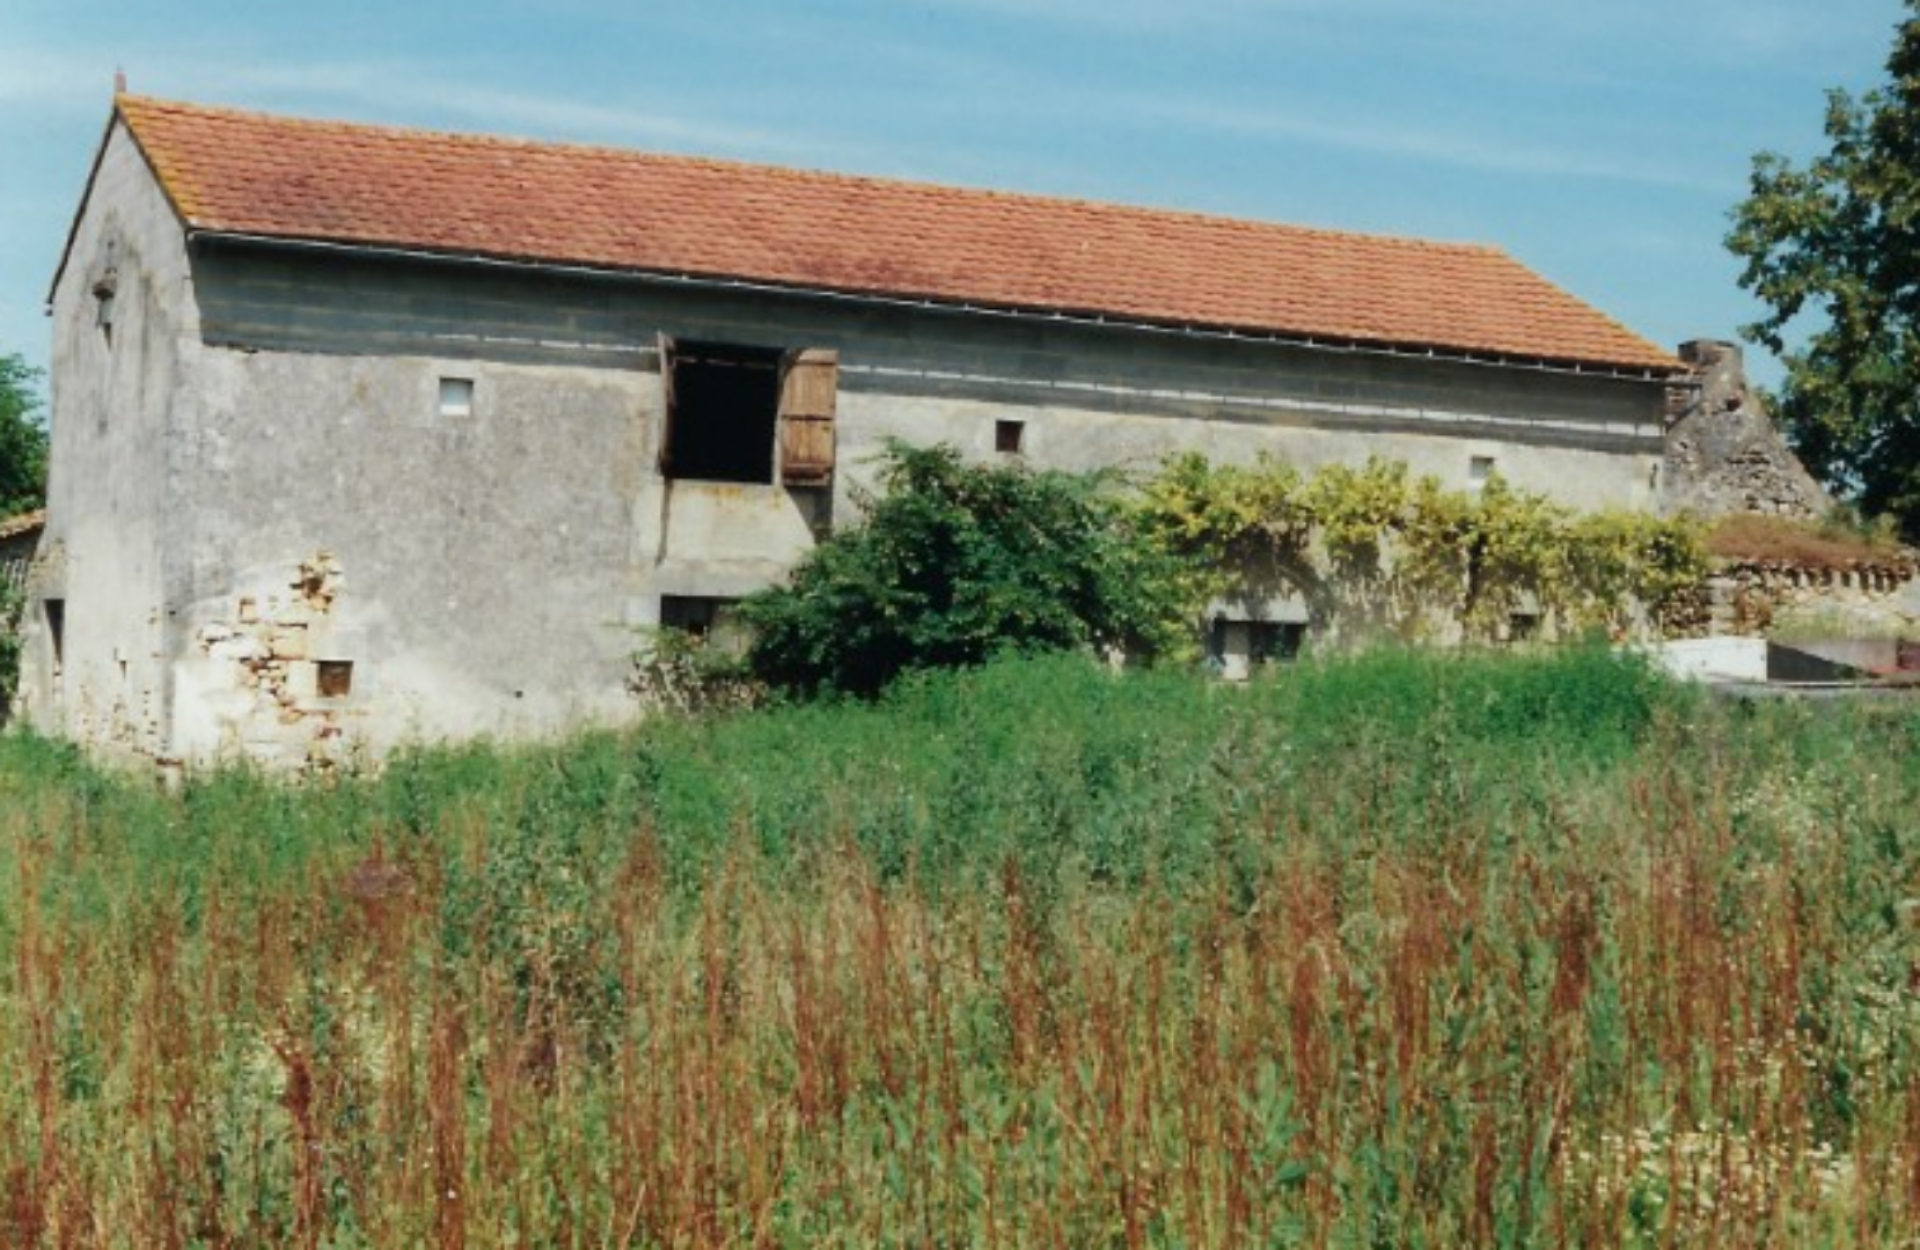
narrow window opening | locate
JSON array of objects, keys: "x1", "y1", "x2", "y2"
[
  {"x1": 92, "y1": 240, "x2": 119, "y2": 345},
  {"x1": 1508, "y1": 613, "x2": 1540, "y2": 645},
  {"x1": 663, "y1": 342, "x2": 783, "y2": 483},
  {"x1": 44, "y1": 599, "x2": 65, "y2": 672},
  {"x1": 92, "y1": 274, "x2": 118, "y2": 343},
  {"x1": 438, "y1": 377, "x2": 474, "y2": 419},
  {"x1": 316, "y1": 659, "x2": 354, "y2": 698},
  {"x1": 1468, "y1": 455, "x2": 1496, "y2": 490},
  {"x1": 995, "y1": 419, "x2": 1025, "y2": 455},
  {"x1": 660, "y1": 595, "x2": 747, "y2": 655}
]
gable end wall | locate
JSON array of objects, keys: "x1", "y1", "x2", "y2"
[{"x1": 28, "y1": 121, "x2": 200, "y2": 763}]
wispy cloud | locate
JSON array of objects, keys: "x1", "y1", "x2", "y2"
[
  {"x1": 0, "y1": 40, "x2": 865, "y2": 168},
  {"x1": 923, "y1": 0, "x2": 1332, "y2": 31},
  {"x1": 221, "y1": 61, "x2": 802, "y2": 153},
  {"x1": 1132, "y1": 97, "x2": 1739, "y2": 193}
]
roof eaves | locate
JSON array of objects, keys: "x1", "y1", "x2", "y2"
[
  {"x1": 0, "y1": 509, "x2": 47, "y2": 541},
  {"x1": 190, "y1": 228, "x2": 1684, "y2": 381}
]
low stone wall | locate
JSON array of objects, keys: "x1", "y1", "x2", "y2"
[{"x1": 1665, "y1": 558, "x2": 1920, "y2": 638}]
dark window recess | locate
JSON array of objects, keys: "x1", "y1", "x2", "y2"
[
  {"x1": 1508, "y1": 613, "x2": 1540, "y2": 644},
  {"x1": 661, "y1": 341, "x2": 783, "y2": 483},
  {"x1": 995, "y1": 419, "x2": 1025, "y2": 454},
  {"x1": 44, "y1": 599, "x2": 65, "y2": 670},
  {"x1": 93, "y1": 274, "x2": 117, "y2": 340},
  {"x1": 660, "y1": 595, "x2": 747, "y2": 655},
  {"x1": 93, "y1": 239, "x2": 119, "y2": 343},
  {"x1": 317, "y1": 659, "x2": 354, "y2": 698},
  {"x1": 1249, "y1": 621, "x2": 1306, "y2": 664},
  {"x1": 1207, "y1": 618, "x2": 1306, "y2": 667},
  {"x1": 659, "y1": 339, "x2": 839, "y2": 486}
]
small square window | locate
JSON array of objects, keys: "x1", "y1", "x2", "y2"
[
  {"x1": 1469, "y1": 456, "x2": 1496, "y2": 489},
  {"x1": 438, "y1": 377, "x2": 474, "y2": 419},
  {"x1": 316, "y1": 659, "x2": 354, "y2": 698},
  {"x1": 995, "y1": 419, "x2": 1025, "y2": 455}
]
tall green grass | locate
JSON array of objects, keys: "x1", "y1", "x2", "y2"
[{"x1": 2, "y1": 646, "x2": 1918, "y2": 1245}]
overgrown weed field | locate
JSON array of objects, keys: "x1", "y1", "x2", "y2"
[{"x1": 3, "y1": 648, "x2": 1919, "y2": 1246}]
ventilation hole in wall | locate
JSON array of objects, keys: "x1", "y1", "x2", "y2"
[
  {"x1": 1469, "y1": 455, "x2": 1496, "y2": 489},
  {"x1": 93, "y1": 275, "x2": 117, "y2": 342},
  {"x1": 316, "y1": 659, "x2": 354, "y2": 698},
  {"x1": 995, "y1": 419, "x2": 1025, "y2": 454}
]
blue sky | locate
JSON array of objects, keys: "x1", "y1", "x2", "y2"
[{"x1": 1, "y1": 1, "x2": 1908, "y2": 399}]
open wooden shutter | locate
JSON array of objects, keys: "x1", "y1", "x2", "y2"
[
  {"x1": 655, "y1": 333, "x2": 678, "y2": 475},
  {"x1": 778, "y1": 348, "x2": 838, "y2": 487}
]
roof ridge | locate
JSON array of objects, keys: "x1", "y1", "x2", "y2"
[{"x1": 115, "y1": 95, "x2": 1511, "y2": 260}]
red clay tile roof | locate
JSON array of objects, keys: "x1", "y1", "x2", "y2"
[{"x1": 113, "y1": 96, "x2": 1677, "y2": 374}]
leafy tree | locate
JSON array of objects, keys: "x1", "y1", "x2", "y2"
[
  {"x1": 0, "y1": 352, "x2": 47, "y2": 518},
  {"x1": 739, "y1": 442, "x2": 1193, "y2": 697},
  {"x1": 1727, "y1": 2, "x2": 1920, "y2": 533}
]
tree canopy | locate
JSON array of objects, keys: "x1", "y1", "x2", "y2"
[
  {"x1": 738, "y1": 443, "x2": 1192, "y2": 697},
  {"x1": 1727, "y1": 1, "x2": 1920, "y2": 534},
  {"x1": 0, "y1": 353, "x2": 47, "y2": 519}
]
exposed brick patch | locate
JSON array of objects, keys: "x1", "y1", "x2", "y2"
[{"x1": 195, "y1": 551, "x2": 354, "y2": 771}]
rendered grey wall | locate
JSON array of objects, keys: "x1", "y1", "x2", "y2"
[{"x1": 171, "y1": 242, "x2": 1671, "y2": 761}]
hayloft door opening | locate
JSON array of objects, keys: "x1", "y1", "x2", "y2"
[{"x1": 660, "y1": 341, "x2": 783, "y2": 484}]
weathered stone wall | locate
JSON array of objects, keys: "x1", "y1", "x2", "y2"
[
  {"x1": 1660, "y1": 340, "x2": 1829, "y2": 519},
  {"x1": 172, "y1": 553, "x2": 361, "y2": 769},
  {"x1": 1662, "y1": 558, "x2": 1920, "y2": 638},
  {"x1": 146, "y1": 240, "x2": 1677, "y2": 765}
]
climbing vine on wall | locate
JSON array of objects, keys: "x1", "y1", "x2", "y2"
[
  {"x1": 1134, "y1": 453, "x2": 1707, "y2": 641},
  {"x1": 0, "y1": 579, "x2": 23, "y2": 721}
]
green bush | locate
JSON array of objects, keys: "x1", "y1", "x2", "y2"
[{"x1": 739, "y1": 442, "x2": 1194, "y2": 696}]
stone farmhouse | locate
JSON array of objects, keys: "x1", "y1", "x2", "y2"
[{"x1": 20, "y1": 94, "x2": 1685, "y2": 768}]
